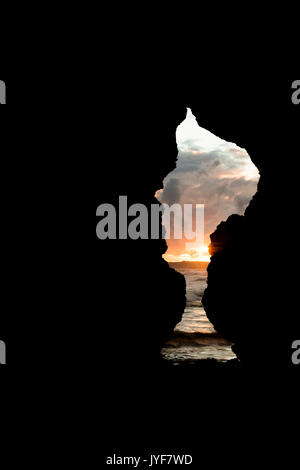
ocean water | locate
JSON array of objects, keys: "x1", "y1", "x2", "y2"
[{"x1": 161, "y1": 262, "x2": 236, "y2": 364}]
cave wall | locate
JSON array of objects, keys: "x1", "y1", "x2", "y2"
[
  {"x1": 95, "y1": 77, "x2": 299, "y2": 370},
  {"x1": 95, "y1": 100, "x2": 187, "y2": 368},
  {"x1": 190, "y1": 78, "x2": 300, "y2": 368}
]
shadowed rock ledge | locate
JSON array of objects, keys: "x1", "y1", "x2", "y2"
[
  {"x1": 96, "y1": 77, "x2": 299, "y2": 372},
  {"x1": 95, "y1": 103, "x2": 187, "y2": 369}
]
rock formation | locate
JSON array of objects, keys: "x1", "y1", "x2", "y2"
[
  {"x1": 95, "y1": 101, "x2": 187, "y2": 369},
  {"x1": 95, "y1": 76, "x2": 299, "y2": 371}
]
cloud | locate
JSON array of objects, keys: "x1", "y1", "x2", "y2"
[
  {"x1": 234, "y1": 194, "x2": 253, "y2": 212},
  {"x1": 160, "y1": 178, "x2": 181, "y2": 206},
  {"x1": 158, "y1": 110, "x2": 259, "y2": 249}
]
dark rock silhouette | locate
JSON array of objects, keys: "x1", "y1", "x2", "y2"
[
  {"x1": 95, "y1": 75, "x2": 299, "y2": 372},
  {"x1": 95, "y1": 71, "x2": 299, "y2": 456},
  {"x1": 192, "y1": 79, "x2": 300, "y2": 368},
  {"x1": 95, "y1": 102, "x2": 187, "y2": 368}
]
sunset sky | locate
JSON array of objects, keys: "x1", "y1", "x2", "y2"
[{"x1": 157, "y1": 109, "x2": 259, "y2": 262}]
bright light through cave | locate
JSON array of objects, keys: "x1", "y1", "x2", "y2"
[
  {"x1": 157, "y1": 108, "x2": 259, "y2": 262},
  {"x1": 159, "y1": 108, "x2": 260, "y2": 363}
]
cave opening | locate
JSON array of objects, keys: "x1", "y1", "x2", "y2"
[{"x1": 157, "y1": 108, "x2": 260, "y2": 364}]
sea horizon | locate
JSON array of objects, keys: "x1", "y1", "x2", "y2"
[{"x1": 162, "y1": 259, "x2": 236, "y2": 363}]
